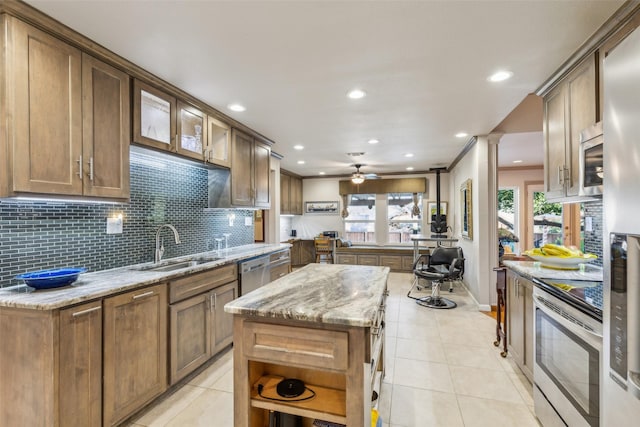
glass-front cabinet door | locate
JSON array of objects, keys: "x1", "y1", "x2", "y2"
[
  {"x1": 177, "y1": 101, "x2": 206, "y2": 160},
  {"x1": 206, "y1": 116, "x2": 231, "y2": 168},
  {"x1": 133, "y1": 79, "x2": 177, "y2": 151}
]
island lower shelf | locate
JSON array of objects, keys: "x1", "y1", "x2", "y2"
[{"x1": 232, "y1": 316, "x2": 383, "y2": 427}]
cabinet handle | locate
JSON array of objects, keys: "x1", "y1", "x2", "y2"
[
  {"x1": 557, "y1": 165, "x2": 563, "y2": 186},
  {"x1": 77, "y1": 155, "x2": 83, "y2": 178},
  {"x1": 88, "y1": 157, "x2": 94, "y2": 181},
  {"x1": 175, "y1": 134, "x2": 179, "y2": 152},
  {"x1": 278, "y1": 272, "x2": 285, "y2": 277},
  {"x1": 132, "y1": 290, "x2": 154, "y2": 300},
  {"x1": 210, "y1": 293, "x2": 217, "y2": 312},
  {"x1": 71, "y1": 306, "x2": 101, "y2": 317}
]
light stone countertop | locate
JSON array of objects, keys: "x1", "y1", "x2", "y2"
[
  {"x1": 224, "y1": 263, "x2": 390, "y2": 327},
  {"x1": 0, "y1": 243, "x2": 290, "y2": 310},
  {"x1": 502, "y1": 260, "x2": 603, "y2": 282}
]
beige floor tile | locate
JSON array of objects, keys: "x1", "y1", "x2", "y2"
[
  {"x1": 396, "y1": 320, "x2": 441, "y2": 341},
  {"x1": 457, "y1": 395, "x2": 540, "y2": 427},
  {"x1": 449, "y1": 365, "x2": 524, "y2": 403},
  {"x1": 396, "y1": 337, "x2": 447, "y2": 363},
  {"x1": 188, "y1": 349, "x2": 233, "y2": 389},
  {"x1": 165, "y1": 389, "x2": 233, "y2": 427},
  {"x1": 386, "y1": 320, "x2": 399, "y2": 337},
  {"x1": 377, "y1": 381, "x2": 393, "y2": 423},
  {"x1": 210, "y1": 368, "x2": 233, "y2": 393},
  {"x1": 438, "y1": 326, "x2": 492, "y2": 348},
  {"x1": 509, "y1": 371, "x2": 534, "y2": 406},
  {"x1": 393, "y1": 358, "x2": 454, "y2": 393},
  {"x1": 397, "y1": 304, "x2": 438, "y2": 325},
  {"x1": 389, "y1": 385, "x2": 464, "y2": 427},
  {"x1": 132, "y1": 384, "x2": 207, "y2": 427},
  {"x1": 442, "y1": 343, "x2": 505, "y2": 371}
]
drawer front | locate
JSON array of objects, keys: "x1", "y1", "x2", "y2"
[
  {"x1": 379, "y1": 255, "x2": 402, "y2": 270},
  {"x1": 358, "y1": 254, "x2": 379, "y2": 266},
  {"x1": 336, "y1": 254, "x2": 357, "y2": 265},
  {"x1": 402, "y1": 255, "x2": 415, "y2": 270},
  {"x1": 269, "y1": 249, "x2": 290, "y2": 263},
  {"x1": 270, "y1": 263, "x2": 290, "y2": 281},
  {"x1": 243, "y1": 321, "x2": 348, "y2": 371},
  {"x1": 169, "y1": 263, "x2": 237, "y2": 303}
]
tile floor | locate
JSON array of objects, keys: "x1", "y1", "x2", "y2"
[{"x1": 128, "y1": 272, "x2": 540, "y2": 427}]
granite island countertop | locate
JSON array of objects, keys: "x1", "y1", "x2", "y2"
[
  {"x1": 224, "y1": 263, "x2": 389, "y2": 327},
  {"x1": 0, "y1": 243, "x2": 290, "y2": 310}
]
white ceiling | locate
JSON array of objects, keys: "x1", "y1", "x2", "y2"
[
  {"x1": 499, "y1": 132, "x2": 544, "y2": 168},
  {"x1": 27, "y1": 0, "x2": 622, "y2": 177}
]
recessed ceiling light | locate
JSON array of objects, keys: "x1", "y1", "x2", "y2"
[
  {"x1": 293, "y1": 145, "x2": 304, "y2": 150},
  {"x1": 368, "y1": 139, "x2": 379, "y2": 144},
  {"x1": 406, "y1": 167, "x2": 414, "y2": 171},
  {"x1": 227, "y1": 103, "x2": 246, "y2": 112},
  {"x1": 455, "y1": 132, "x2": 468, "y2": 138},
  {"x1": 319, "y1": 172, "x2": 326, "y2": 175},
  {"x1": 404, "y1": 153, "x2": 414, "y2": 158},
  {"x1": 347, "y1": 89, "x2": 366, "y2": 99},
  {"x1": 488, "y1": 70, "x2": 513, "y2": 82},
  {"x1": 513, "y1": 160, "x2": 523, "y2": 164},
  {"x1": 297, "y1": 160, "x2": 305, "y2": 164}
]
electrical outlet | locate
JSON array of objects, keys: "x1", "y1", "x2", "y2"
[
  {"x1": 245, "y1": 217, "x2": 252, "y2": 226},
  {"x1": 106, "y1": 217, "x2": 123, "y2": 234}
]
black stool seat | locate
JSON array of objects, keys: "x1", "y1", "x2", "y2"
[{"x1": 408, "y1": 247, "x2": 464, "y2": 309}]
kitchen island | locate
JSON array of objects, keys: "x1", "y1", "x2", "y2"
[{"x1": 225, "y1": 263, "x2": 389, "y2": 427}]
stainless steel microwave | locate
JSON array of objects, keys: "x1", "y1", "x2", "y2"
[{"x1": 579, "y1": 122, "x2": 603, "y2": 197}]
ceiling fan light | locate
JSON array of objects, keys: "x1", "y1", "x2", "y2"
[{"x1": 351, "y1": 174, "x2": 365, "y2": 184}]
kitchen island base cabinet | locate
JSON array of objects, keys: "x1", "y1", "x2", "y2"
[
  {"x1": 233, "y1": 317, "x2": 378, "y2": 427},
  {"x1": 103, "y1": 283, "x2": 168, "y2": 427}
]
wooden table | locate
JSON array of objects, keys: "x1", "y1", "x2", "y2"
[{"x1": 493, "y1": 266, "x2": 508, "y2": 357}]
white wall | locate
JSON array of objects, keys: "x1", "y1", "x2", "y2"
[
  {"x1": 449, "y1": 137, "x2": 497, "y2": 310},
  {"x1": 287, "y1": 172, "x2": 449, "y2": 241}
]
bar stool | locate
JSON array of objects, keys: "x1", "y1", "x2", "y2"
[{"x1": 314, "y1": 237, "x2": 333, "y2": 263}]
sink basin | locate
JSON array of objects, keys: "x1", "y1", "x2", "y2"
[{"x1": 132, "y1": 256, "x2": 222, "y2": 272}]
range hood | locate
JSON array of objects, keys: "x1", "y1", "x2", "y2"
[{"x1": 207, "y1": 168, "x2": 232, "y2": 209}]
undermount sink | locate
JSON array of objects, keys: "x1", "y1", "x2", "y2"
[{"x1": 132, "y1": 256, "x2": 223, "y2": 272}]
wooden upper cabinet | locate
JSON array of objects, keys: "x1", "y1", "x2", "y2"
[
  {"x1": 280, "y1": 173, "x2": 291, "y2": 213},
  {"x1": 290, "y1": 175, "x2": 303, "y2": 215},
  {"x1": 231, "y1": 128, "x2": 255, "y2": 206},
  {"x1": 542, "y1": 54, "x2": 597, "y2": 201},
  {"x1": 177, "y1": 101, "x2": 207, "y2": 161},
  {"x1": 8, "y1": 17, "x2": 83, "y2": 196},
  {"x1": 254, "y1": 137, "x2": 271, "y2": 208},
  {"x1": 4, "y1": 18, "x2": 129, "y2": 200},
  {"x1": 133, "y1": 79, "x2": 177, "y2": 152},
  {"x1": 82, "y1": 53, "x2": 130, "y2": 199},
  {"x1": 206, "y1": 116, "x2": 231, "y2": 168}
]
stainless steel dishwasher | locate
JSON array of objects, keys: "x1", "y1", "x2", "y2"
[{"x1": 238, "y1": 254, "x2": 271, "y2": 296}]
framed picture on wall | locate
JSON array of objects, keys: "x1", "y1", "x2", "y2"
[
  {"x1": 305, "y1": 201, "x2": 339, "y2": 214},
  {"x1": 460, "y1": 179, "x2": 473, "y2": 239},
  {"x1": 426, "y1": 201, "x2": 447, "y2": 223}
]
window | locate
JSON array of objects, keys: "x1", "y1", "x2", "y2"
[
  {"x1": 388, "y1": 193, "x2": 421, "y2": 243},
  {"x1": 344, "y1": 194, "x2": 376, "y2": 243},
  {"x1": 532, "y1": 190, "x2": 563, "y2": 247},
  {"x1": 498, "y1": 188, "x2": 519, "y2": 254}
]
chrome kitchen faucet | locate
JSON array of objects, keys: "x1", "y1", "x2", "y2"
[{"x1": 155, "y1": 224, "x2": 181, "y2": 263}]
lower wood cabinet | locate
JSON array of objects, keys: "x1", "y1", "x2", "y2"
[
  {"x1": 103, "y1": 283, "x2": 168, "y2": 427},
  {"x1": 59, "y1": 300, "x2": 103, "y2": 427},
  {"x1": 169, "y1": 267, "x2": 238, "y2": 384},
  {"x1": 506, "y1": 270, "x2": 534, "y2": 382}
]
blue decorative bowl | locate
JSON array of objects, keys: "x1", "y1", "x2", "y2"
[{"x1": 16, "y1": 268, "x2": 87, "y2": 290}]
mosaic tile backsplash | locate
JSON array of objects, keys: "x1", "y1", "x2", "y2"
[
  {"x1": 584, "y1": 198, "x2": 603, "y2": 267},
  {"x1": 0, "y1": 148, "x2": 255, "y2": 287}
]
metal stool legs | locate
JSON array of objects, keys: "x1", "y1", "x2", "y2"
[{"x1": 415, "y1": 280, "x2": 457, "y2": 309}]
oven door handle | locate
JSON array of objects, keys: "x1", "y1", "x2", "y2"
[{"x1": 534, "y1": 295, "x2": 603, "y2": 340}]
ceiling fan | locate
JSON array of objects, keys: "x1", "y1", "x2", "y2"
[{"x1": 351, "y1": 164, "x2": 380, "y2": 184}]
